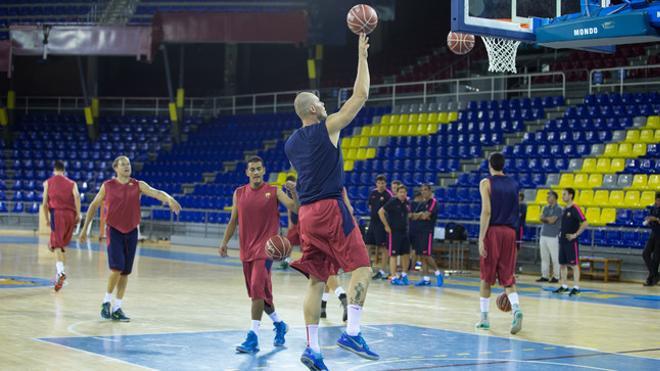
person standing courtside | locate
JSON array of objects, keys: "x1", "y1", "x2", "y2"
[
  {"x1": 476, "y1": 153, "x2": 523, "y2": 334},
  {"x1": 411, "y1": 184, "x2": 442, "y2": 286},
  {"x1": 42, "y1": 160, "x2": 81, "y2": 292},
  {"x1": 537, "y1": 191, "x2": 561, "y2": 283},
  {"x1": 367, "y1": 175, "x2": 392, "y2": 280},
  {"x1": 80, "y1": 156, "x2": 181, "y2": 321},
  {"x1": 219, "y1": 156, "x2": 298, "y2": 353},
  {"x1": 378, "y1": 185, "x2": 412, "y2": 286},
  {"x1": 642, "y1": 192, "x2": 660, "y2": 286},
  {"x1": 553, "y1": 188, "x2": 588, "y2": 296}
]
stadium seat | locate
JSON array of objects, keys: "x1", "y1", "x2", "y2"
[
  {"x1": 608, "y1": 190, "x2": 625, "y2": 208},
  {"x1": 573, "y1": 173, "x2": 589, "y2": 189},
  {"x1": 526, "y1": 205, "x2": 540, "y2": 224},
  {"x1": 610, "y1": 158, "x2": 626, "y2": 173},
  {"x1": 587, "y1": 174, "x2": 602, "y2": 188},
  {"x1": 630, "y1": 174, "x2": 648, "y2": 190},
  {"x1": 648, "y1": 175, "x2": 660, "y2": 191},
  {"x1": 624, "y1": 191, "x2": 641, "y2": 209},
  {"x1": 534, "y1": 189, "x2": 549, "y2": 205},
  {"x1": 586, "y1": 208, "x2": 602, "y2": 226},
  {"x1": 640, "y1": 191, "x2": 656, "y2": 207},
  {"x1": 600, "y1": 208, "x2": 616, "y2": 225},
  {"x1": 577, "y1": 190, "x2": 594, "y2": 206},
  {"x1": 557, "y1": 174, "x2": 574, "y2": 188}
]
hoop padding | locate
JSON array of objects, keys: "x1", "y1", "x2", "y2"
[{"x1": 481, "y1": 36, "x2": 521, "y2": 74}]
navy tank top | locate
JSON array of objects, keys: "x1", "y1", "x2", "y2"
[
  {"x1": 488, "y1": 175, "x2": 519, "y2": 229},
  {"x1": 284, "y1": 122, "x2": 344, "y2": 205}
]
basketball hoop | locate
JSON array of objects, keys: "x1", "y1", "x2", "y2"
[{"x1": 481, "y1": 36, "x2": 521, "y2": 74}]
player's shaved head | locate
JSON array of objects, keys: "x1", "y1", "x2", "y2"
[{"x1": 294, "y1": 92, "x2": 318, "y2": 118}]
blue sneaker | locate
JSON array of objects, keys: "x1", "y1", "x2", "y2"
[
  {"x1": 300, "y1": 347, "x2": 328, "y2": 370},
  {"x1": 391, "y1": 277, "x2": 402, "y2": 285},
  {"x1": 236, "y1": 331, "x2": 259, "y2": 354},
  {"x1": 401, "y1": 275, "x2": 410, "y2": 285},
  {"x1": 415, "y1": 279, "x2": 431, "y2": 286},
  {"x1": 273, "y1": 321, "x2": 288, "y2": 346},
  {"x1": 336, "y1": 332, "x2": 379, "y2": 360},
  {"x1": 436, "y1": 274, "x2": 444, "y2": 287}
]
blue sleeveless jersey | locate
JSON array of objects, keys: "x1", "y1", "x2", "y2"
[
  {"x1": 284, "y1": 122, "x2": 344, "y2": 205},
  {"x1": 488, "y1": 175, "x2": 519, "y2": 229}
]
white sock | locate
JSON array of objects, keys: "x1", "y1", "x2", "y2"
[
  {"x1": 268, "y1": 312, "x2": 282, "y2": 323},
  {"x1": 56, "y1": 262, "x2": 64, "y2": 275},
  {"x1": 508, "y1": 292, "x2": 520, "y2": 310},
  {"x1": 103, "y1": 293, "x2": 113, "y2": 304},
  {"x1": 346, "y1": 304, "x2": 362, "y2": 336},
  {"x1": 401, "y1": 272, "x2": 407, "y2": 277},
  {"x1": 306, "y1": 324, "x2": 320, "y2": 353},
  {"x1": 379, "y1": 269, "x2": 385, "y2": 275},
  {"x1": 322, "y1": 293, "x2": 330, "y2": 302},
  {"x1": 434, "y1": 270, "x2": 441, "y2": 276},
  {"x1": 335, "y1": 287, "x2": 346, "y2": 298},
  {"x1": 423, "y1": 276, "x2": 430, "y2": 281},
  {"x1": 113, "y1": 299, "x2": 122, "y2": 312},
  {"x1": 480, "y1": 297, "x2": 490, "y2": 316},
  {"x1": 573, "y1": 285, "x2": 580, "y2": 290},
  {"x1": 562, "y1": 284, "x2": 568, "y2": 289},
  {"x1": 250, "y1": 320, "x2": 260, "y2": 334}
]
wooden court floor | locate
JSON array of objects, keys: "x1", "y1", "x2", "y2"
[{"x1": 1, "y1": 230, "x2": 660, "y2": 370}]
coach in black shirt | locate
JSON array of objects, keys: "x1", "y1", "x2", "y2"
[
  {"x1": 379, "y1": 184, "x2": 411, "y2": 286},
  {"x1": 366, "y1": 174, "x2": 392, "y2": 280},
  {"x1": 554, "y1": 188, "x2": 588, "y2": 296},
  {"x1": 643, "y1": 192, "x2": 660, "y2": 286}
]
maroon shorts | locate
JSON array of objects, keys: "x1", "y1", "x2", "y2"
[
  {"x1": 480, "y1": 225, "x2": 517, "y2": 287},
  {"x1": 291, "y1": 199, "x2": 371, "y2": 282},
  {"x1": 243, "y1": 259, "x2": 274, "y2": 307},
  {"x1": 49, "y1": 209, "x2": 77, "y2": 250},
  {"x1": 286, "y1": 223, "x2": 301, "y2": 246}
]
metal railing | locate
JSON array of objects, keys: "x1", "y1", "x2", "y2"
[
  {"x1": 589, "y1": 64, "x2": 660, "y2": 94},
  {"x1": 209, "y1": 89, "x2": 318, "y2": 115},
  {"x1": 337, "y1": 71, "x2": 566, "y2": 108}
]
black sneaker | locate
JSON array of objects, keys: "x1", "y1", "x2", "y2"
[
  {"x1": 569, "y1": 288, "x2": 580, "y2": 297},
  {"x1": 371, "y1": 271, "x2": 383, "y2": 280},
  {"x1": 643, "y1": 279, "x2": 654, "y2": 287},
  {"x1": 320, "y1": 301, "x2": 327, "y2": 319},
  {"x1": 101, "y1": 302, "x2": 112, "y2": 319},
  {"x1": 339, "y1": 294, "x2": 348, "y2": 322},
  {"x1": 549, "y1": 278, "x2": 559, "y2": 283},
  {"x1": 553, "y1": 286, "x2": 569, "y2": 294},
  {"x1": 111, "y1": 308, "x2": 131, "y2": 322},
  {"x1": 535, "y1": 277, "x2": 549, "y2": 282}
]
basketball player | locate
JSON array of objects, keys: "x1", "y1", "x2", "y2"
[
  {"x1": 476, "y1": 152, "x2": 523, "y2": 335},
  {"x1": 366, "y1": 175, "x2": 391, "y2": 280},
  {"x1": 642, "y1": 192, "x2": 660, "y2": 286},
  {"x1": 79, "y1": 156, "x2": 181, "y2": 322},
  {"x1": 219, "y1": 156, "x2": 299, "y2": 353},
  {"x1": 378, "y1": 185, "x2": 411, "y2": 285},
  {"x1": 411, "y1": 184, "x2": 442, "y2": 286},
  {"x1": 41, "y1": 160, "x2": 81, "y2": 292},
  {"x1": 285, "y1": 33, "x2": 378, "y2": 370},
  {"x1": 553, "y1": 188, "x2": 588, "y2": 296}
]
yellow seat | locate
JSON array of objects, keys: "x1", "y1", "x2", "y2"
[
  {"x1": 593, "y1": 190, "x2": 610, "y2": 206},
  {"x1": 365, "y1": 147, "x2": 376, "y2": 159},
  {"x1": 630, "y1": 174, "x2": 648, "y2": 190},
  {"x1": 447, "y1": 111, "x2": 458, "y2": 122},
  {"x1": 356, "y1": 148, "x2": 368, "y2": 160},
  {"x1": 345, "y1": 148, "x2": 358, "y2": 160},
  {"x1": 557, "y1": 174, "x2": 575, "y2": 188},
  {"x1": 534, "y1": 189, "x2": 549, "y2": 205},
  {"x1": 346, "y1": 137, "x2": 357, "y2": 148},
  {"x1": 380, "y1": 115, "x2": 391, "y2": 124},
  {"x1": 600, "y1": 208, "x2": 616, "y2": 225},
  {"x1": 526, "y1": 205, "x2": 541, "y2": 224},
  {"x1": 603, "y1": 143, "x2": 618, "y2": 157},
  {"x1": 594, "y1": 158, "x2": 610, "y2": 173},
  {"x1": 344, "y1": 160, "x2": 354, "y2": 172},
  {"x1": 608, "y1": 190, "x2": 625, "y2": 208},
  {"x1": 573, "y1": 173, "x2": 589, "y2": 189},
  {"x1": 640, "y1": 191, "x2": 656, "y2": 207},
  {"x1": 585, "y1": 208, "x2": 602, "y2": 226},
  {"x1": 639, "y1": 129, "x2": 654, "y2": 143},
  {"x1": 655, "y1": 129, "x2": 660, "y2": 142},
  {"x1": 387, "y1": 125, "x2": 398, "y2": 136},
  {"x1": 397, "y1": 125, "x2": 410, "y2": 136},
  {"x1": 378, "y1": 125, "x2": 389, "y2": 136},
  {"x1": 624, "y1": 130, "x2": 640, "y2": 143},
  {"x1": 632, "y1": 143, "x2": 646, "y2": 157},
  {"x1": 437, "y1": 112, "x2": 448, "y2": 123},
  {"x1": 408, "y1": 114, "x2": 419, "y2": 124},
  {"x1": 358, "y1": 137, "x2": 369, "y2": 147},
  {"x1": 610, "y1": 158, "x2": 625, "y2": 172},
  {"x1": 418, "y1": 113, "x2": 428, "y2": 124},
  {"x1": 648, "y1": 174, "x2": 660, "y2": 191},
  {"x1": 427, "y1": 122, "x2": 438, "y2": 133},
  {"x1": 646, "y1": 115, "x2": 660, "y2": 129},
  {"x1": 577, "y1": 190, "x2": 594, "y2": 206},
  {"x1": 624, "y1": 191, "x2": 641, "y2": 208},
  {"x1": 587, "y1": 174, "x2": 603, "y2": 189},
  {"x1": 617, "y1": 143, "x2": 633, "y2": 157},
  {"x1": 275, "y1": 172, "x2": 287, "y2": 184},
  {"x1": 581, "y1": 158, "x2": 597, "y2": 173},
  {"x1": 427, "y1": 112, "x2": 438, "y2": 123},
  {"x1": 397, "y1": 114, "x2": 408, "y2": 125},
  {"x1": 361, "y1": 126, "x2": 372, "y2": 136}
]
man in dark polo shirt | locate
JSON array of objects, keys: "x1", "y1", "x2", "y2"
[
  {"x1": 642, "y1": 192, "x2": 660, "y2": 286},
  {"x1": 553, "y1": 188, "x2": 588, "y2": 296},
  {"x1": 366, "y1": 174, "x2": 392, "y2": 280},
  {"x1": 378, "y1": 185, "x2": 411, "y2": 286}
]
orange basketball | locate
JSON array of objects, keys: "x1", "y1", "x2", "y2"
[
  {"x1": 496, "y1": 292, "x2": 512, "y2": 312},
  {"x1": 347, "y1": 4, "x2": 378, "y2": 35},
  {"x1": 447, "y1": 31, "x2": 475, "y2": 55},
  {"x1": 265, "y1": 235, "x2": 292, "y2": 261}
]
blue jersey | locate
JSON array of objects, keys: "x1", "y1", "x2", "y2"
[
  {"x1": 284, "y1": 122, "x2": 344, "y2": 205},
  {"x1": 487, "y1": 175, "x2": 519, "y2": 229}
]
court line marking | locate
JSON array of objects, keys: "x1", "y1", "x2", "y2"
[
  {"x1": 346, "y1": 357, "x2": 615, "y2": 371},
  {"x1": 66, "y1": 320, "x2": 121, "y2": 342},
  {"x1": 32, "y1": 338, "x2": 155, "y2": 370}
]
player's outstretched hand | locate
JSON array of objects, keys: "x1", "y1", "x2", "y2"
[
  {"x1": 478, "y1": 239, "x2": 487, "y2": 258},
  {"x1": 219, "y1": 244, "x2": 228, "y2": 258},
  {"x1": 168, "y1": 197, "x2": 182, "y2": 215},
  {"x1": 359, "y1": 33, "x2": 369, "y2": 59}
]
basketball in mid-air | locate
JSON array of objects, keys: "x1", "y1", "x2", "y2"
[
  {"x1": 265, "y1": 235, "x2": 292, "y2": 261},
  {"x1": 447, "y1": 31, "x2": 475, "y2": 55},
  {"x1": 496, "y1": 292, "x2": 512, "y2": 312},
  {"x1": 347, "y1": 4, "x2": 379, "y2": 35}
]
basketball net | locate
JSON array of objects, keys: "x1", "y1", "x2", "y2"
[{"x1": 481, "y1": 36, "x2": 521, "y2": 74}]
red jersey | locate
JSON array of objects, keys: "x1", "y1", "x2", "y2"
[
  {"x1": 46, "y1": 175, "x2": 76, "y2": 212},
  {"x1": 236, "y1": 183, "x2": 280, "y2": 262},
  {"x1": 104, "y1": 178, "x2": 141, "y2": 233}
]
